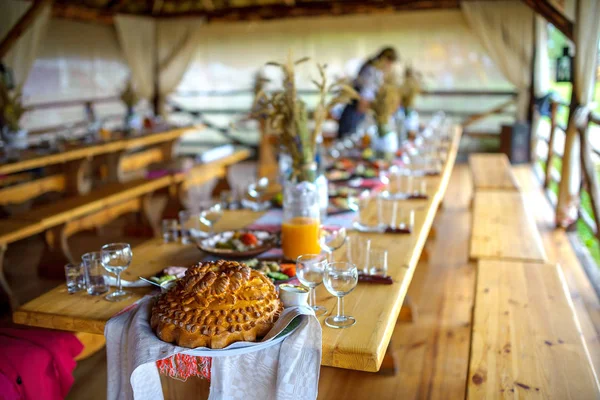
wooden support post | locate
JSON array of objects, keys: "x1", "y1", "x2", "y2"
[
  {"x1": 544, "y1": 101, "x2": 558, "y2": 189},
  {"x1": 398, "y1": 294, "x2": 418, "y2": 323},
  {"x1": 579, "y1": 124, "x2": 600, "y2": 241},
  {"x1": 0, "y1": 0, "x2": 52, "y2": 59}
]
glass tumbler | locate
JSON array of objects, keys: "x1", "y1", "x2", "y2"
[
  {"x1": 64, "y1": 263, "x2": 85, "y2": 293},
  {"x1": 162, "y1": 219, "x2": 179, "y2": 243},
  {"x1": 82, "y1": 252, "x2": 109, "y2": 296}
]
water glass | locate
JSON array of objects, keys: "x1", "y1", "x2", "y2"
[
  {"x1": 381, "y1": 166, "x2": 413, "y2": 200},
  {"x1": 368, "y1": 248, "x2": 388, "y2": 276},
  {"x1": 324, "y1": 261, "x2": 358, "y2": 329},
  {"x1": 162, "y1": 219, "x2": 179, "y2": 243},
  {"x1": 412, "y1": 176, "x2": 427, "y2": 197},
  {"x1": 348, "y1": 193, "x2": 383, "y2": 232},
  {"x1": 346, "y1": 236, "x2": 371, "y2": 274},
  {"x1": 296, "y1": 254, "x2": 328, "y2": 316},
  {"x1": 101, "y1": 243, "x2": 133, "y2": 302},
  {"x1": 64, "y1": 263, "x2": 85, "y2": 294},
  {"x1": 199, "y1": 200, "x2": 223, "y2": 235},
  {"x1": 178, "y1": 210, "x2": 207, "y2": 244},
  {"x1": 242, "y1": 177, "x2": 273, "y2": 211},
  {"x1": 319, "y1": 225, "x2": 348, "y2": 262},
  {"x1": 381, "y1": 201, "x2": 415, "y2": 231},
  {"x1": 82, "y1": 252, "x2": 109, "y2": 296}
]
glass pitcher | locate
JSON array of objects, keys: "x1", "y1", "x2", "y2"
[{"x1": 281, "y1": 180, "x2": 321, "y2": 261}]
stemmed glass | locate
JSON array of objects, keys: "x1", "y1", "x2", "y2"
[
  {"x1": 199, "y1": 200, "x2": 223, "y2": 235},
  {"x1": 319, "y1": 225, "x2": 347, "y2": 262},
  {"x1": 324, "y1": 261, "x2": 358, "y2": 328},
  {"x1": 243, "y1": 177, "x2": 272, "y2": 211},
  {"x1": 100, "y1": 243, "x2": 133, "y2": 302},
  {"x1": 296, "y1": 254, "x2": 328, "y2": 316}
]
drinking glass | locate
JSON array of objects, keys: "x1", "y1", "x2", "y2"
[
  {"x1": 412, "y1": 176, "x2": 428, "y2": 198},
  {"x1": 101, "y1": 243, "x2": 133, "y2": 302},
  {"x1": 162, "y1": 219, "x2": 179, "y2": 243},
  {"x1": 199, "y1": 200, "x2": 223, "y2": 235},
  {"x1": 82, "y1": 252, "x2": 109, "y2": 296},
  {"x1": 179, "y1": 210, "x2": 207, "y2": 243},
  {"x1": 324, "y1": 261, "x2": 358, "y2": 329},
  {"x1": 381, "y1": 166, "x2": 413, "y2": 200},
  {"x1": 243, "y1": 177, "x2": 272, "y2": 211},
  {"x1": 367, "y1": 248, "x2": 388, "y2": 276},
  {"x1": 346, "y1": 236, "x2": 371, "y2": 274},
  {"x1": 319, "y1": 225, "x2": 347, "y2": 262},
  {"x1": 348, "y1": 193, "x2": 384, "y2": 232},
  {"x1": 296, "y1": 254, "x2": 328, "y2": 316},
  {"x1": 64, "y1": 263, "x2": 85, "y2": 293}
]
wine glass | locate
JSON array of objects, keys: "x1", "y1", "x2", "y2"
[
  {"x1": 100, "y1": 243, "x2": 133, "y2": 302},
  {"x1": 199, "y1": 200, "x2": 223, "y2": 235},
  {"x1": 324, "y1": 261, "x2": 358, "y2": 329},
  {"x1": 243, "y1": 177, "x2": 272, "y2": 211},
  {"x1": 319, "y1": 225, "x2": 347, "y2": 262},
  {"x1": 296, "y1": 254, "x2": 328, "y2": 316}
]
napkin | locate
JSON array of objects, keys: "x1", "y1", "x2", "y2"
[{"x1": 105, "y1": 297, "x2": 321, "y2": 400}]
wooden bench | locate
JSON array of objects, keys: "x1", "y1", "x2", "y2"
[
  {"x1": 469, "y1": 153, "x2": 519, "y2": 191},
  {"x1": 0, "y1": 149, "x2": 251, "y2": 309},
  {"x1": 468, "y1": 259, "x2": 600, "y2": 398},
  {"x1": 470, "y1": 191, "x2": 547, "y2": 262}
]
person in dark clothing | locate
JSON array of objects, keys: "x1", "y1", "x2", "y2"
[{"x1": 337, "y1": 47, "x2": 399, "y2": 137}]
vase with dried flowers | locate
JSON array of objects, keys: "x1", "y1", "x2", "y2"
[
  {"x1": 0, "y1": 78, "x2": 27, "y2": 155},
  {"x1": 120, "y1": 80, "x2": 141, "y2": 134},
  {"x1": 253, "y1": 53, "x2": 357, "y2": 259},
  {"x1": 363, "y1": 75, "x2": 401, "y2": 158}
]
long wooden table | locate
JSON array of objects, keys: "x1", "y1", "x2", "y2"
[
  {"x1": 0, "y1": 125, "x2": 197, "y2": 176},
  {"x1": 13, "y1": 127, "x2": 462, "y2": 373}
]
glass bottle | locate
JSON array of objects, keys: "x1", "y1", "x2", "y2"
[{"x1": 281, "y1": 178, "x2": 321, "y2": 261}]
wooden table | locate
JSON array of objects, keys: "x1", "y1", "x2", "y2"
[{"x1": 13, "y1": 127, "x2": 462, "y2": 373}]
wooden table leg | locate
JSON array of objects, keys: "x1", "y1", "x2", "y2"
[
  {"x1": 377, "y1": 339, "x2": 399, "y2": 376},
  {"x1": 398, "y1": 294, "x2": 418, "y2": 323},
  {"x1": 0, "y1": 243, "x2": 19, "y2": 311},
  {"x1": 38, "y1": 225, "x2": 71, "y2": 279},
  {"x1": 65, "y1": 157, "x2": 93, "y2": 196}
]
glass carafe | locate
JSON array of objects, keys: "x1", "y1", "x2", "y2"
[{"x1": 281, "y1": 179, "x2": 321, "y2": 261}]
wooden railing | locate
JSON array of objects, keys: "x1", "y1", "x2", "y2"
[{"x1": 536, "y1": 99, "x2": 570, "y2": 190}]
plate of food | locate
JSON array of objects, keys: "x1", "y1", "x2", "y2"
[
  {"x1": 197, "y1": 230, "x2": 277, "y2": 258},
  {"x1": 241, "y1": 258, "x2": 296, "y2": 284},
  {"x1": 325, "y1": 169, "x2": 353, "y2": 182}
]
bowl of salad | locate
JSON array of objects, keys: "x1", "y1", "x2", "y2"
[{"x1": 197, "y1": 230, "x2": 277, "y2": 258}]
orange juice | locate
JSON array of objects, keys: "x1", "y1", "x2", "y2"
[{"x1": 281, "y1": 216, "x2": 321, "y2": 260}]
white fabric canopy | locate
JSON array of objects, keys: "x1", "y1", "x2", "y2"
[
  {"x1": 534, "y1": 16, "x2": 550, "y2": 98},
  {"x1": 0, "y1": 0, "x2": 51, "y2": 87},
  {"x1": 557, "y1": 0, "x2": 600, "y2": 226},
  {"x1": 461, "y1": 0, "x2": 534, "y2": 121},
  {"x1": 114, "y1": 15, "x2": 204, "y2": 114},
  {"x1": 114, "y1": 15, "x2": 157, "y2": 101}
]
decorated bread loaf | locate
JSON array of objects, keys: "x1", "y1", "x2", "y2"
[{"x1": 151, "y1": 260, "x2": 283, "y2": 349}]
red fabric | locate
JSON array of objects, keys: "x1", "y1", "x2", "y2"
[{"x1": 0, "y1": 328, "x2": 83, "y2": 400}]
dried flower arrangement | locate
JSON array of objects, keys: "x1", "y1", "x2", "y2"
[
  {"x1": 400, "y1": 66, "x2": 422, "y2": 110},
  {"x1": 370, "y1": 75, "x2": 401, "y2": 137},
  {"x1": 253, "y1": 53, "x2": 358, "y2": 181},
  {"x1": 120, "y1": 80, "x2": 140, "y2": 113},
  {"x1": 0, "y1": 79, "x2": 25, "y2": 133}
]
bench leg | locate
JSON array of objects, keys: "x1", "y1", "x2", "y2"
[
  {"x1": 377, "y1": 340, "x2": 398, "y2": 376},
  {"x1": 428, "y1": 226, "x2": 437, "y2": 240},
  {"x1": 398, "y1": 295, "x2": 418, "y2": 323},
  {"x1": 0, "y1": 244, "x2": 19, "y2": 311}
]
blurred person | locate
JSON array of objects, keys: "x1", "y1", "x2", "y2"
[{"x1": 337, "y1": 47, "x2": 399, "y2": 137}]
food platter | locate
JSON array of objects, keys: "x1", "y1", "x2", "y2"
[{"x1": 197, "y1": 230, "x2": 277, "y2": 258}]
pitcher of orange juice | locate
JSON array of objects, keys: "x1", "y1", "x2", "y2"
[{"x1": 281, "y1": 181, "x2": 321, "y2": 260}]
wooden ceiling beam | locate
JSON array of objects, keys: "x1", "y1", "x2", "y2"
[
  {"x1": 161, "y1": 0, "x2": 461, "y2": 22},
  {"x1": 520, "y1": 0, "x2": 573, "y2": 41},
  {"x1": 0, "y1": 0, "x2": 53, "y2": 59},
  {"x1": 51, "y1": 3, "x2": 114, "y2": 25}
]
